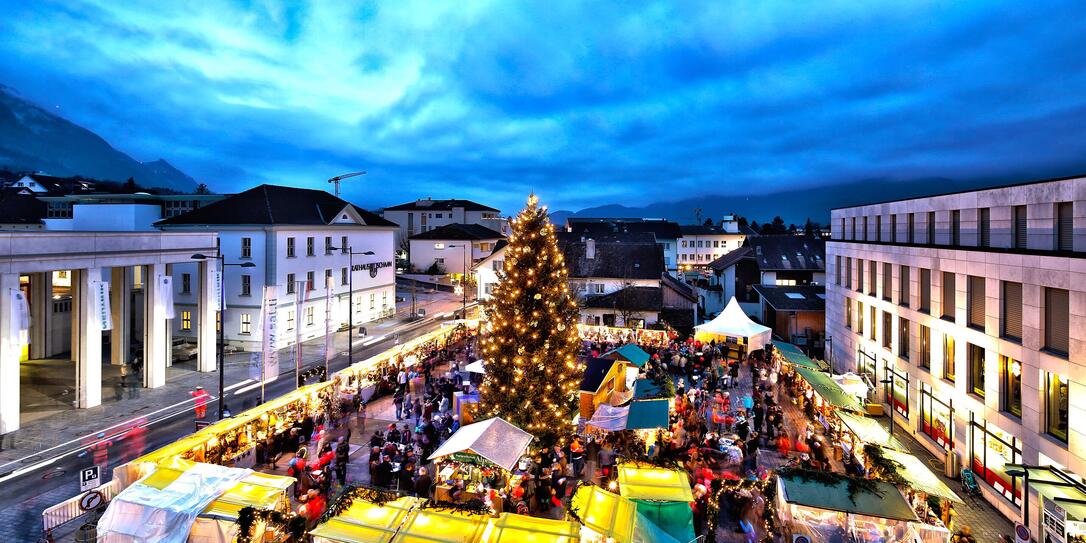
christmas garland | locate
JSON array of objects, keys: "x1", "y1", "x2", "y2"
[
  {"x1": 777, "y1": 466, "x2": 884, "y2": 504},
  {"x1": 565, "y1": 480, "x2": 590, "y2": 525},
  {"x1": 862, "y1": 443, "x2": 907, "y2": 486},
  {"x1": 236, "y1": 507, "x2": 306, "y2": 543},
  {"x1": 297, "y1": 365, "x2": 327, "y2": 387},
  {"x1": 317, "y1": 484, "x2": 404, "y2": 525},
  {"x1": 420, "y1": 498, "x2": 491, "y2": 516}
]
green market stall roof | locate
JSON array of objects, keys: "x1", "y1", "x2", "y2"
[
  {"x1": 772, "y1": 340, "x2": 830, "y2": 371},
  {"x1": 794, "y1": 366, "x2": 863, "y2": 412},
  {"x1": 1005, "y1": 464, "x2": 1086, "y2": 521},
  {"x1": 879, "y1": 448, "x2": 963, "y2": 503},
  {"x1": 631, "y1": 500, "x2": 695, "y2": 543},
  {"x1": 626, "y1": 399, "x2": 670, "y2": 431},
  {"x1": 604, "y1": 344, "x2": 651, "y2": 368},
  {"x1": 778, "y1": 474, "x2": 919, "y2": 522},
  {"x1": 836, "y1": 412, "x2": 909, "y2": 451},
  {"x1": 427, "y1": 417, "x2": 533, "y2": 472},
  {"x1": 633, "y1": 378, "x2": 665, "y2": 399}
]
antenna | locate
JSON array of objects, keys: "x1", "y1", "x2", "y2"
[{"x1": 327, "y1": 171, "x2": 366, "y2": 197}]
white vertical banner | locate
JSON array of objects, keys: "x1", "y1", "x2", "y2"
[
  {"x1": 156, "y1": 275, "x2": 175, "y2": 319},
  {"x1": 211, "y1": 271, "x2": 224, "y2": 311},
  {"x1": 91, "y1": 280, "x2": 112, "y2": 331},
  {"x1": 262, "y1": 285, "x2": 279, "y2": 381},
  {"x1": 324, "y1": 276, "x2": 333, "y2": 368},
  {"x1": 9, "y1": 288, "x2": 29, "y2": 345}
]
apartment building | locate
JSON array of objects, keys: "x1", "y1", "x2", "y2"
[
  {"x1": 381, "y1": 198, "x2": 505, "y2": 252},
  {"x1": 825, "y1": 174, "x2": 1085, "y2": 535}
]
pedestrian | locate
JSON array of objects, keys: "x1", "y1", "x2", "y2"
[
  {"x1": 414, "y1": 466, "x2": 433, "y2": 499},
  {"x1": 190, "y1": 386, "x2": 210, "y2": 420}
]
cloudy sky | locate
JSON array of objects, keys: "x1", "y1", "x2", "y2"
[{"x1": 1, "y1": 0, "x2": 1085, "y2": 212}]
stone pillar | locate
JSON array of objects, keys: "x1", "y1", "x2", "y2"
[
  {"x1": 110, "y1": 267, "x2": 129, "y2": 366},
  {"x1": 0, "y1": 273, "x2": 22, "y2": 434},
  {"x1": 196, "y1": 260, "x2": 218, "y2": 372},
  {"x1": 73, "y1": 268, "x2": 104, "y2": 409},
  {"x1": 164, "y1": 264, "x2": 173, "y2": 368},
  {"x1": 143, "y1": 263, "x2": 168, "y2": 389},
  {"x1": 28, "y1": 272, "x2": 51, "y2": 360}
]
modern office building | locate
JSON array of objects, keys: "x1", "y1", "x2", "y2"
[{"x1": 825, "y1": 174, "x2": 1085, "y2": 534}]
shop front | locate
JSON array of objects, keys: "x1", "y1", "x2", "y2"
[
  {"x1": 970, "y1": 415, "x2": 1022, "y2": 505},
  {"x1": 881, "y1": 362, "x2": 909, "y2": 419},
  {"x1": 919, "y1": 383, "x2": 953, "y2": 451}
]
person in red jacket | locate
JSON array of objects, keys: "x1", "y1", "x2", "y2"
[{"x1": 190, "y1": 386, "x2": 210, "y2": 419}]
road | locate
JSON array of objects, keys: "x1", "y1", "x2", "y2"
[{"x1": 0, "y1": 312, "x2": 458, "y2": 542}]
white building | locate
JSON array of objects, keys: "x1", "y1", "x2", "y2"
[
  {"x1": 407, "y1": 223, "x2": 505, "y2": 276},
  {"x1": 157, "y1": 185, "x2": 397, "y2": 351},
  {"x1": 825, "y1": 174, "x2": 1085, "y2": 534},
  {"x1": 3, "y1": 173, "x2": 95, "y2": 194},
  {"x1": 381, "y1": 198, "x2": 506, "y2": 252},
  {"x1": 677, "y1": 216, "x2": 751, "y2": 271}
]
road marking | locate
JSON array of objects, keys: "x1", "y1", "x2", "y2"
[
  {"x1": 233, "y1": 379, "x2": 273, "y2": 396},
  {"x1": 224, "y1": 379, "x2": 253, "y2": 392},
  {"x1": 0, "y1": 456, "x2": 58, "y2": 484}
]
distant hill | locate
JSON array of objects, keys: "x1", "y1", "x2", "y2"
[{"x1": 0, "y1": 85, "x2": 198, "y2": 192}]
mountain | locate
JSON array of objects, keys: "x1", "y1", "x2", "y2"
[{"x1": 0, "y1": 85, "x2": 198, "y2": 192}]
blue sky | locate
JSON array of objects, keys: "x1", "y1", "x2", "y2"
[{"x1": 1, "y1": 0, "x2": 1085, "y2": 212}]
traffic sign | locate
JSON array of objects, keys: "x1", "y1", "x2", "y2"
[
  {"x1": 78, "y1": 490, "x2": 104, "y2": 511},
  {"x1": 1014, "y1": 522, "x2": 1031, "y2": 543},
  {"x1": 79, "y1": 466, "x2": 100, "y2": 492}
]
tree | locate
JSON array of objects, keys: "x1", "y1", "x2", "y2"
[
  {"x1": 771, "y1": 216, "x2": 786, "y2": 234},
  {"x1": 193, "y1": 183, "x2": 211, "y2": 195},
  {"x1": 703, "y1": 217, "x2": 714, "y2": 226},
  {"x1": 736, "y1": 216, "x2": 749, "y2": 229},
  {"x1": 123, "y1": 177, "x2": 138, "y2": 192},
  {"x1": 474, "y1": 194, "x2": 582, "y2": 444},
  {"x1": 804, "y1": 218, "x2": 815, "y2": 237}
]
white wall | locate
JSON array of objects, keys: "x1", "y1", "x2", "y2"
[
  {"x1": 678, "y1": 233, "x2": 746, "y2": 267},
  {"x1": 45, "y1": 204, "x2": 163, "y2": 231},
  {"x1": 409, "y1": 238, "x2": 500, "y2": 275}
]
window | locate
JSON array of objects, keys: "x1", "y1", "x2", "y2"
[
  {"x1": 868, "y1": 260, "x2": 876, "y2": 295},
  {"x1": 851, "y1": 217, "x2": 857, "y2": 240},
  {"x1": 492, "y1": 259, "x2": 503, "y2": 272},
  {"x1": 845, "y1": 257, "x2": 852, "y2": 288},
  {"x1": 1012, "y1": 205, "x2": 1027, "y2": 249},
  {"x1": 883, "y1": 363, "x2": 909, "y2": 418},
  {"x1": 919, "y1": 324, "x2": 931, "y2": 369},
  {"x1": 951, "y1": 210, "x2": 961, "y2": 245},
  {"x1": 835, "y1": 255, "x2": 841, "y2": 285},
  {"x1": 1044, "y1": 287, "x2": 1069, "y2": 356},
  {"x1": 713, "y1": 240, "x2": 719, "y2": 248},
  {"x1": 382, "y1": 291, "x2": 388, "y2": 308},
  {"x1": 325, "y1": 236, "x2": 333, "y2": 254},
  {"x1": 681, "y1": 240, "x2": 687, "y2": 248},
  {"x1": 857, "y1": 301, "x2": 864, "y2": 334},
  {"x1": 241, "y1": 237, "x2": 252, "y2": 258},
  {"x1": 907, "y1": 213, "x2": 915, "y2": 243},
  {"x1": 919, "y1": 268, "x2": 931, "y2": 313},
  {"x1": 882, "y1": 262, "x2": 892, "y2": 300},
  {"x1": 898, "y1": 317, "x2": 909, "y2": 359},
  {"x1": 941, "y1": 272, "x2": 955, "y2": 320},
  {"x1": 369, "y1": 293, "x2": 376, "y2": 309},
  {"x1": 241, "y1": 274, "x2": 252, "y2": 296},
  {"x1": 920, "y1": 383, "x2": 952, "y2": 450},
  {"x1": 1057, "y1": 202, "x2": 1073, "y2": 251},
  {"x1": 882, "y1": 311, "x2": 892, "y2": 349},
  {"x1": 434, "y1": 243, "x2": 445, "y2": 250},
  {"x1": 1045, "y1": 372, "x2": 1069, "y2": 442},
  {"x1": 306, "y1": 271, "x2": 315, "y2": 291},
  {"x1": 968, "y1": 343, "x2": 985, "y2": 397},
  {"x1": 869, "y1": 305, "x2": 876, "y2": 340},
  {"x1": 181, "y1": 273, "x2": 191, "y2": 294},
  {"x1": 942, "y1": 334, "x2": 956, "y2": 382},
  {"x1": 845, "y1": 298, "x2": 852, "y2": 329},
  {"x1": 341, "y1": 267, "x2": 348, "y2": 286},
  {"x1": 435, "y1": 257, "x2": 445, "y2": 265},
  {"x1": 890, "y1": 214, "x2": 897, "y2": 243},
  {"x1": 927, "y1": 211, "x2": 935, "y2": 244},
  {"x1": 181, "y1": 310, "x2": 192, "y2": 331},
  {"x1": 875, "y1": 215, "x2": 882, "y2": 241},
  {"x1": 1001, "y1": 355, "x2": 1022, "y2": 418},
  {"x1": 240, "y1": 313, "x2": 252, "y2": 334},
  {"x1": 287, "y1": 237, "x2": 296, "y2": 257},
  {"x1": 286, "y1": 273, "x2": 295, "y2": 294},
  {"x1": 324, "y1": 269, "x2": 332, "y2": 289},
  {"x1": 967, "y1": 275, "x2": 985, "y2": 330},
  {"x1": 970, "y1": 417, "x2": 1022, "y2": 504},
  {"x1": 863, "y1": 216, "x2": 869, "y2": 240},
  {"x1": 857, "y1": 259, "x2": 864, "y2": 292},
  {"x1": 307, "y1": 236, "x2": 315, "y2": 256},
  {"x1": 589, "y1": 283, "x2": 605, "y2": 295},
  {"x1": 1001, "y1": 281, "x2": 1022, "y2": 341},
  {"x1": 899, "y1": 265, "x2": 910, "y2": 307},
  {"x1": 979, "y1": 208, "x2": 990, "y2": 247},
  {"x1": 341, "y1": 236, "x2": 348, "y2": 254},
  {"x1": 839, "y1": 218, "x2": 845, "y2": 239},
  {"x1": 305, "y1": 306, "x2": 314, "y2": 326},
  {"x1": 286, "y1": 310, "x2": 295, "y2": 331}
]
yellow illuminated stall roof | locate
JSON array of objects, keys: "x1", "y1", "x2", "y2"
[
  {"x1": 617, "y1": 463, "x2": 695, "y2": 503},
  {"x1": 570, "y1": 485, "x2": 637, "y2": 543},
  {"x1": 480, "y1": 513, "x2": 580, "y2": 543},
  {"x1": 392, "y1": 506, "x2": 489, "y2": 543},
  {"x1": 879, "y1": 448, "x2": 963, "y2": 503},
  {"x1": 310, "y1": 497, "x2": 418, "y2": 543}
]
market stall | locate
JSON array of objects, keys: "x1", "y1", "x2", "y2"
[
  {"x1": 585, "y1": 399, "x2": 669, "y2": 433},
  {"x1": 480, "y1": 513, "x2": 581, "y2": 543},
  {"x1": 603, "y1": 344, "x2": 651, "y2": 388},
  {"x1": 570, "y1": 485, "x2": 637, "y2": 543},
  {"x1": 616, "y1": 463, "x2": 695, "y2": 503},
  {"x1": 193, "y1": 471, "x2": 296, "y2": 542},
  {"x1": 792, "y1": 365, "x2": 865, "y2": 412},
  {"x1": 693, "y1": 297, "x2": 771, "y2": 354},
  {"x1": 771, "y1": 340, "x2": 829, "y2": 371},
  {"x1": 308, "y1": 496, "x2": 419, "y2": 543},
  {"x1": 428, "y1": 417, "x2": 533, "y2": 507},
  {"x1": 835, "y1": 411, "x2": 909, "y2": 454},
  {"x1": 578, "y1": 324, "x2": 671, "y2": 347}
]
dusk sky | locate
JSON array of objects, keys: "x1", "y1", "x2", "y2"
[{"x1": 2, "y1": 1, "x2": 1085, "y2": 212}]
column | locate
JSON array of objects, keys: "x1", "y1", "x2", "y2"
[
  {"x1": 73, "y1": 268, "x2": 103, "y2": 409},
  {"x1": 0, "y1": 273, "x2": 22, "y2": 434},
  {"x1": 109, "y1": 267, "x2": 129, "y2": 366},
  {"x1": 196, "y1": 260, "x2": 217, "y2": 372},
  {"x1": 28, "y1": 272, "x2": 50, "y2": 360},
  {"x1": 143, "y1": 263, "x2": 168, "y2": 389},
  {"x1": 164, "y1": 264, "x2": 173, "y2": 367}
]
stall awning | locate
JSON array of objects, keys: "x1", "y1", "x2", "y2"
[
  {"x1": 604, "y1": 344, "x2": 651, "y2": 368},
  {"x1": 480, "y1": 513, "x2": 580, "y2": 543},
  {"x1": 394, "y1": 506, "x2": 489, "y2": 543},
  {"x1": 631, "y1": 499, "x2": 695, "y2": 543},
  {"x1": 878, "y1": 448, "x2": 963, "y2": 503},
  {"x1": 617, "y1": 463, "x2": 695, "y2": 502},
  {"x1": 794, "y1": 366, "x2": 863, "y2": 411},
  {"x1": 693, "y1": 297, "x2": 772, "y2": 350},
  {"x1": 772, "y1": 340, "x2": 829, "y2": 371},
  {"x1": 428, "y1": 417, "x2": 534, "y2": 472},
  {"x1": 836, "y1": 412, "x2": 908, "y2": 451},
  {"x1": 626, "y1": 400, "x2": 670, "y2": 431},
  {"x1": 779, "y1": 474, "x2": 918, "y2": 522},
  {"x1": 309, "y1": 497, "x2": 418, "y2": 543},
  {"x1": 633, "y1": 378, "x2": 665, "y2": 400},
  {"x1": 1005, "y1": 465, "x2": 1086, "y2": 521},
  {"x1": 570, "y1": 485, "x2": 637, "y2": 543}
]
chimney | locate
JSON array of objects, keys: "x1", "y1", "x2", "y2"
[{"x1": 586, "y1": 238, "x2": 596, "y2": 259}]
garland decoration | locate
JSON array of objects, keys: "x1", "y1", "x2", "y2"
[
  {"x1": 317, "y1": 484, "x2": 404, "y2": 525},
  {"x1": 777, "y1": 466, "x2": 884, "y2": 504},
  {"x1": 297, "y1": 365, "x2": 328, "y2": 387},
  {"x1": 420, "y1": 498, "x2": 491, "y2": 516},
  {"x1": 610, "y1": 430, "x2": 686, "y2": 470},
  {"x1": 236, "y1": 506, "x2": 306, "y2": 543},
  {"x1": 862, "y1": 443, "x2": 907, "y2": 486}
]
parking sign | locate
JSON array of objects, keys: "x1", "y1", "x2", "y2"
[{"x1": 80, "y1": 466, "x2": 101, "y2": 492}]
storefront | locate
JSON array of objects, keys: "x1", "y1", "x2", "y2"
[
  {"x1": 919, "y1": 383, "x2": 953, "y2": 451},
  {"x1": 882, "y1": 362, "x2": 909, "y2": 419},
  {"x1": 970, "y1": 415, "x2": 1022, "y2": 504}
]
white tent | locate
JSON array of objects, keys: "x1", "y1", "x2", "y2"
[
  {"x1": 428, "y1": 417, "x2": 534, "y2": 472},
  {"x1": 693, "y1": 296, "x2": 772, "y2": 350},
  {"x1": 464, "y1": 360, "x2": 487, "y2": 374}
]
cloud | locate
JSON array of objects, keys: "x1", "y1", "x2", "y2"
[{"x1": 0, "y1": 0, "x2": 1084, "y2": 214}]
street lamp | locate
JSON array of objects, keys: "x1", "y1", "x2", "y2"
[
  {"x1": 335, "y1": 245, "x2": 375, "y2": 369},
  {"x1": 447, "y1": 244, "x2": 470, "y2": 319},
  {"x1": 880, "y1": 372, "x2": 896, "y2": 438},
  {"x1": 1005, "y1": 467, "x2": 1030, "y2": 530},
  {"x1": 191, "y1": 252, "x2": 255, "y2": 419}
]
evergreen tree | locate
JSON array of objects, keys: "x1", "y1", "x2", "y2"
[{"x1": 474, "y1": 194, "x2": 581, "y2": 443}]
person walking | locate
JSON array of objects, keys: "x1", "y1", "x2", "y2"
[
  {"x1": 190, "y1": 386, "x2": 210, "y2": 420},
  {"x1": 334, "y1": 439, "x2": 350, "y2": 485}
]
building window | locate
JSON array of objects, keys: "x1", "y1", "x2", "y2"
[
  {"x1": 181, "y1": 310, "x2": 192, "y2": 331},
  {"x1": 882, "y1": 262, "x2": 892, "y2": 301},
  {"x1": 493, "y1": 259, "x2": 503, "y2": 272},
  {"x1": 1001, "y1": 281, "x2": 1022, "y2": 341},
  {"x1": 907, "y1": 213, "x2": 915, "y2": 244},
  {"x1": 286, "y1": 310, "x2": 295, "y2": 331},
  {"x1": 287, "y1": 237, "x2": 296, "y2": 257},
  {"x1": 341, "y1": 236, "x2": 348, "y2": 254},
  {"x1": 181, "y1": 273, "x2": 191, "y2": 294},
  {"x1": 851, "y1": 217, "x2": 857, "y2": 240},
  {"x1": 307, "y1": 236, "x2": 315, "y2": 256},
  {"x1": 839, "y1": 218, "x2": 845, "y2": 240},
  {"x1": 863, "y1": 216, "x2": 869, "y2": 241},
  {"x1": 305, "y1": 306, "x2": 314, "y2": 326},
  {"x1": 324, "y1": 269, "x2": 332, "y2": 289},
  {"x1": 1044, "y1": 287, "x2": 1069, "y2": 356},
  {"x1": 1012, "y1": 205, "x2": 1027, "y2": 249},
  {"x1": 898, "y1": 317, "x2": 909, "y2": 359},
  {"x1": 869, "y1": 305, "x2": 876, "y2": 340},
  {"x1": 979, "y1": 208, "x2": 990, "y2": 247},
  {"x1": 370, "y1": 293, "x2": 376, "y2": 309},
  {"x1": 857, "y1": 258, "x2": 864, "y2": 292},
  {"x1": 286, "y1": 273, "x2": 295, "y2": 294},
  {"x1": 898, "y1": 265, "x2": 910, "y2": 307},
  {"x1": 341, "y1": 267, "x2": 348, "y2": 286},
  {"x1": 875, "y1": 215, "x2": 882, "y2": 241},
  {"x1": 835, "y1": 256, "x2": 841, "y2": 285},
  {"x1": 325, "y1": 236, "x2": 333, "y2": 254},
  {"x1": 1045, "y1": 372, "x2": 1069, "y2": 442},
  {"x1": 241, "y1": 274, "x2": 252, "y2": 296},
  {"x1": 920, "y1": 383, "x2": 952, "y2": 450},
  {"x1": 967, "y1": 275, "x2": 985, "y2": 330},
  {"x1": 919, "y1": 268, "x2": 931, "y2": 313},
  {"x1": 919, "y1": 324, "x2": 931, "y2": 369},
  {"x1": 382, "y1": 291, "x2": 388, "y2": 308},
  {"x1": 845, "y1": 257, "x2": 852, "y2": 288},
  {"x1": 241, "y1": 237, "x2": 252, "y2": 259},
  {"x1": 240, "y1": 313, "x2": 252, "y2": 334},
  {"x1": 943, "y1": 334, "x2": 956, "y2": 382},
  {"x1": 927, "y1": 211, "x2": 935, "y2": 244},
  {"x1": 967, "y1": 343, "x2": 985, "y2": 397},
  {"x1": 951, "y1": 209, "x2": 960, "y2": 245},
  {"x1": 1057, "y1": 202, "x2": 1073, "y2": 251},
  {"x1": 845, "y1": 298, "x2": 852, "y2": 329},
  {"x1": 890, "y1": 214, "x2": 897, "y2": 243},
  {"x1": 882, "y1": 311, "x2": 892, "y2": 349},
  {"x1": 306, "y1": 271, "x2": 315, "y2": 291},
  {"x1": 681, "y1": 240, "x2": 687, "y2": 248},
  {"x1": 941, "y1": 272, "x2": 955, "y2": 321},
  {"x1": 857, "y1": 301, "x2": 864, "y2": 334},
  {"x1": 868, "y1": 260, "x2": 876, "y2": 295},
  {"x1": 883, "y1": 363, "x2": 909, "y2": 418},
  {"x1": 970, "y1": 417, "x2": 1022, "y2": 504},
  {"x1": 1001, "y1": 355, "x2": 1022, "y2": 418}
]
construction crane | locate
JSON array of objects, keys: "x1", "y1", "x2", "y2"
[{"x1": 327, "y1": 171, "x2": 366, "y2": 197}]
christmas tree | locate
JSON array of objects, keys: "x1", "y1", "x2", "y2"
[{"x1": 474, "y1": 194, "x2": 581, "y2": 443}]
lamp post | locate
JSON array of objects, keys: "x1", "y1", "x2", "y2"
[
  {"x1": 1006, "y1": 467, "x2": 1030, "y2": 531},
  {"x1": 880, "y1": 370, "x2": 896, "y2": 438},
  {"x1": 447, "y1": 244, "x2": 469, "y2": 318},
  {"x1": 336, "y1": 245, "x2": 375, "y2": 368},
  {"x1": 191, "y1": 252, "x2": 256, "y2": 420}
]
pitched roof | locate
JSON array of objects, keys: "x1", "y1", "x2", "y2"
[
  {"x1": 580, "y1": 356, "x2": 618, "y2": 393},
  {"x1": 409, "y1": 223, "x2": 505, "y2": 241},
  {"x1": 384, "y1": 198, "x2": 498, "y2": 212},
  {"x1": 746, "y1": 236, "x2": 824, "y2": 271},
  {"x1": 566, "y1": 218, "x2": 682, "y2": 240},
  {"x1": 603, "y1": 344, "x2": 651, "y2": 368},
  {"x1": 0, "y1": 188, "x2": 45, "y2": 224},
  {"x1": 708, "y1": 246, "x2": 753, "y2": 271},
  {"x1": 660, "y1": 273, "x2": 696, "y2": 303},
  {"x1": 9, "y1": 174, "x2": 95, "y2": 195},
  {"x1": 584, "y1": 286, "x2": 663, "y2": 312},
  {"x1": 752, "y1": 284, "x2": 826, "y2": 312},
  {"x1": 556, "y1": 234, "x2": 664, "y2": 280},
  {"x1": 155, "y1": 184, "x2": 396, "y2": 227}
]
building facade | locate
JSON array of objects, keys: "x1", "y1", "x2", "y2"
[
  {"x1": 381, "y1": 198, "x2": 505, "y2": 252},
  {"x1": 678, "y1": 216, "x2": 750, "y2": 271},
  {"x1": 407, "y1": 223, "x2": 505, "y2": 275},
  {"x1": 564, "y1": 218, "x2": 682, "y2": 274},
  {"x1": 825, "y1": 175, "x2": 1084, "y2": 534}
]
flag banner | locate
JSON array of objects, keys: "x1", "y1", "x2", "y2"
[
  {"x1": 91, "y1": 280, "x2": 112, "y2": 331},
  {"x1": 261, "y1": 285, "x2": 279, "y2": 382},
  {"x1": 9, "y1": 288, "x2": 28, "y2": 345},
  {"x1": 324, "y1": 276, "x2": 333, "y2": 367},
  {"x1": 156, "y1": 275, "x2": 175, "y2": 319},
  {"x1": 212, "y1": 271, "x2": 223, "y2": 311}
]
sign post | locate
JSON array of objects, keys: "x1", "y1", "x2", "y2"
[{"x1": 79, "y1": 466, "x2": 101, "y2": 492}]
